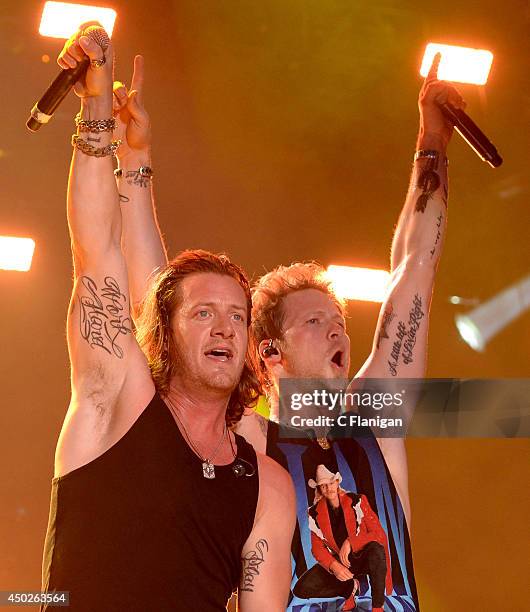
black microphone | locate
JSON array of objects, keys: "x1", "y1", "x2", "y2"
[
  {"x1": 439, "y1": 102, "x2": 503, "y2": 168},
  {"x1": 26, "y1": 58, "x2": 90, "y2": 132},
  {"x1": 26, "y1": 24, "x2": 110, "y2": 133}
]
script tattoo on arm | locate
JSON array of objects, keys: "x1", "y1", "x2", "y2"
[
  {"x1": 240, "y1": 538, "x2": 269, "y2": 592},
  {"x1": 415, "y1": 157, "x2": 441, "y2": 214},
  {"x1": 125, "y1": 170, "x2": 150, "y2": 189},
  {"x1": 387, "y1": 294, "x2": 425, "y2": 376},
  {"x1": 430, "y1": 212, "x2": 444, "y2": 259},
  {"x1": 376, "y1": 302, "x2": 396, "y2": 349},
  {"x1": 78, "y1": 276, "x2": 132, "y2": 358},
  {"x1": 119, "y1": 194, "x2": 130, "y2": 203}
]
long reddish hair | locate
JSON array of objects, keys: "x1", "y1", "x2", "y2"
[{"x1": 135, "y1": 249, "x2": 260, "y2": 426}]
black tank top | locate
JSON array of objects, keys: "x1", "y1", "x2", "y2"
[{"x1": 41, "y1": 392, "x2": 259, "y2": 612}]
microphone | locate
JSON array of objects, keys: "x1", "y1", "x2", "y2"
[
  {"x1": 439, "y1": 102, "x2": 503, "y2": 168},
  {"x1": 26, "y1": 25, "x2": 110, "y2": 133}
]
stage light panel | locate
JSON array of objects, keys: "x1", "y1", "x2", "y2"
[
  {"x1": 39, "y1": 2, "x2": 116, "y2": 39},
  {"x1": 326, "y1": 265, "x2": 390, "y2": 303},
  {"x1": 420, "y1": 43, "x2": 493, "y2": 85},
  {"x1": 0, "y1": 237, "x2": 36, "y2": 272}
]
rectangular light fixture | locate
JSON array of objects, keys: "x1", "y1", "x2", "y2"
[
  {"x1": 0, "y1": 237, "x2": 36, "y2": 272},
  {"x1": 326, "y1": 265, "x2": 390, "y2": 303},
  {"x1": 39, "y1": 2, "x2": 117, "y2": 39},
  {"x1": 420, "y1": 43, "x2": 493, "y2": 85}
]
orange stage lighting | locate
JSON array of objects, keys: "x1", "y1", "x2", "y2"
[
  {"x1": 326, "y1": 265, "x2": 390, "y2": 303},
  {"x1": 420, "y1": 43, "x2": 493, "y2": 85},
  {"x1": 0, "y1": 237, "x2": 36, "y2": 272},
  {"x1": 39, "y1": 2, "x2": 117, "y2": 39}
]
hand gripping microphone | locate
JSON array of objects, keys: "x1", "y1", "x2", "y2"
[
  {"x1": 26, "y1": 25, "x2": 110, "y2": 132},
  {"x1": 439, "y1": 102, "x2": 503, "y2": 168}
]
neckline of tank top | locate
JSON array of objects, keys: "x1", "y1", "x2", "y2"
[
  {"x1": 52, "y1": 392, "x2": 243, "y2": 483},
  {"x1": 161, "y1": 394, "x2": 244, "y2": 471}
]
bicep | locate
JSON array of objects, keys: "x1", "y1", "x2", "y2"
[
  {"x1": 67, "y1": 247, "x2": 139, "y2": 406},
  {"x1": 238, "y1": 457, "x2": 295, "y2": 612}
]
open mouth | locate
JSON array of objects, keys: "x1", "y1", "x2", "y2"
[
  {"x1": 205, "y1": 348, "x2": 233, "y2": 362},
  {"x1": 331, "y1": 350, "x2": 343, "y2": 368}
]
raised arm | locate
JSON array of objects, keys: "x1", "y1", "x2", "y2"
[
  {"x1": 112, "y1": 57, "x2": 168, "y2": 318},
  {"x1": 238, "y1": 455, "x2": 296, "y2": 612},
  {"x1": 354, "y1": 54, "x2": 466, "y2": 523},
  {"x1": 55, "y1": 27, "x2": 153, "y2": 478}
]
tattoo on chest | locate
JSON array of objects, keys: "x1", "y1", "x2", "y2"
[
  {"x1": 78, "y1": 276, "x2": 132, "y2": 358},
  {"x1": 387, "y1": 294, "x2": 425, "y2": 376},
  {"x1": 240, "y1": 539, "x2": 269, "y2": 592},
  {"x1": 376, "y1": 302, "x2": 396, "y2": 349},
  {"x1": 415, "y1": 157, "x2": 440, "y2": 213}
]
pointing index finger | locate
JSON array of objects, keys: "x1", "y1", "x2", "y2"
[
  {"x1": 131, "y1": 55, "x2": 145, "y2": 101},
  {"x1": 426, "y1": 51, "x2": 441, "y2": 82}
]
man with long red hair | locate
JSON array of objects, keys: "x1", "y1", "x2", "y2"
[{"x1": 41, "y1": 25, "x2": 295, "y2": 612}]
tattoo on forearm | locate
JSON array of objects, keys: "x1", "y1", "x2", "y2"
[
  {"x1": 415, "y1": 157, "x2": 440, "y2": 214},
  {"x1": 240, "y1": 539, "x2": 269, "y2": 592},
  {"x1": 387, "y1": 294, "x2": 425, "y2": 376},
  {"x1": 442, "y1": 183, "x2": 448, "y2": 208},
  {"x1": 78, "y1": 276, "x2": 132, "y2": 358},
  {"x1": 119, "y1": 194, "x2": 130, "y2": 203},
  {"x1": 430, "y1": 213, "x2": 444, "y2": 259},
  {"x1": 87, "y1": 136, "x2": 101, "y2": 143},
  {"x1": 125, "y1": 170, "x2": 150, "y2": 188},
  {"x1": 376, "y1": 303, "x2": 396, "y2": 349}
]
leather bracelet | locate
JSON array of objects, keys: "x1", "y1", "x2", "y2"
[
  {"x1": 414, "y1": 149, "x2": 448, "y2": 166},
  {"x1": 72, "y1": 134, "x2": 121, "y2": 157},
  {"x1": 114, "y1": 167, "x2": 154, "y2": 179},
  {"x1": 75, "y1": 113, "x2": 116, "y2": 133}
]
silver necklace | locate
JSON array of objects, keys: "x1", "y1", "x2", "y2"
[{"x1": 166, "y1": 396, "x2": 227, "y2": 479}]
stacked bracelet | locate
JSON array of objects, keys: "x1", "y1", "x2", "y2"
[
  {"x1": 72, "y1": 134, "x2": 121, "y2": 157},
  {"x1": 414, "y1": 149, "x2": 448, "y2": 166},
  {"x1": 75, "y1": 113, "x2": 116, "y2": 133}
]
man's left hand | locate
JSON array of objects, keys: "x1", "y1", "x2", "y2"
[{"x1": 112, "y1": 55, "x2": 151, "y2": 160}]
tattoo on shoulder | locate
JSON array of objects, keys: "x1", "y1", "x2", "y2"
[
  {"x1": 415, "y1": 157, "x2": 440, "y2": 214},
  {"x1": 240, "y1": 539, "x2": 269, "y2": 593},
  {"x1": 256, "y1": 414, "x2": 269, "y2": 438},
  {"x1": 387, "y1": 294, "x2": 425, "y2": 376},
  {"x1": 78, "y1": 276, "x2": 132, "y2": 359},
  {"x1": 125, "y1": 170, "x2": 150, "y2": 189},
  {"x1": 376, "y1": 302, "x2": 395, "y2": 349}
]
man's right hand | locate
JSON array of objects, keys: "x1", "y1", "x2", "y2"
[
  {"x1": 330, "y1": 560, "x2": 354, "y2": 581},
  {"x1": 57, "y1": 22, "x2": 113, "y2": 101}
]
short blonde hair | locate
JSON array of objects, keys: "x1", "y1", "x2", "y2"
[{"x1": 250, "y1": 262, "x2": 345, "y2": 389}]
